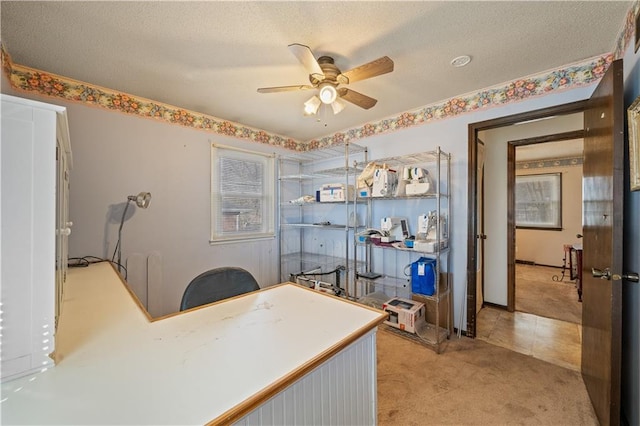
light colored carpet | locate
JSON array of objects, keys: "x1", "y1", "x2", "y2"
[
  {"x1": 377, "y1": 328, "x2": 597, "y2": 425},
  {"x1": 515, "y1": 264, "x2": 582, "y2": 324}
]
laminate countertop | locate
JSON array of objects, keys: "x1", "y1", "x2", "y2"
[{"x1": 0, "y1": 262, "x2": 386, "y2": 425}]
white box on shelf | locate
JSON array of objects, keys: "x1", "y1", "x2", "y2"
[
  {"x1": 319, "y1": 184, "x2": 354, "y2": 203},
  {"x1": 413, "y1": 238, "x2": 448, "y2": 253},
  {"x1": 382, "y1": 297, "x2": 425, "y2": 334}
]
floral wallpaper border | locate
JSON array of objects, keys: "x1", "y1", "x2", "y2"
[
  {"x1": 613, "y1": 0, "x2": 639, "y2": 60},
  {"x1": 516, "y1": 157, "x2": 583, "y2": 171},
  {"x1": 307, "y1": 54, "x2": 613, "y2": 150},
  {"x1": 1, "y1": 46, "x2": 305, "y2": 152},
  {"x1": 1, "y1": 0, "x2": 636, "y2": 153}
]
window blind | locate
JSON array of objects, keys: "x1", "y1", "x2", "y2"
[{"x1": 211, "y1": 144, "x2": 275, "y2": 242}]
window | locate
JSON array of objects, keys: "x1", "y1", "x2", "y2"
[
  {"x1": 515, "y1": 173, "x2": 562, "y2": 230},
  {"x1": 211, "y1": 144, "x2": 275, "y2": 243}
]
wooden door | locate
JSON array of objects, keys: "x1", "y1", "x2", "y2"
[{"x1": 581, "y1": 58, "x2": 624, "y2": 426}]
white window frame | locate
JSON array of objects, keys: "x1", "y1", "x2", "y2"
[
  {"x1": 210, "y1": 143, "x2": 275, "y2": 243},
  {"x1": 515, "y1": 172, "x2": 562, "y2": 230}
]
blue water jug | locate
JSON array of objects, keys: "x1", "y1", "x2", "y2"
[{"x1": 410, "y1": 257, "x2": 436, "y2": 296}]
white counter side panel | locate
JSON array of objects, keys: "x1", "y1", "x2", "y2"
[{"x1": 236, "y1": 329, "x2": 377, "y2": 426}]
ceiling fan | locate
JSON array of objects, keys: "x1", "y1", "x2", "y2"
[{"x1": 257, "y1": 43, "x2": 394, "y2": 116}]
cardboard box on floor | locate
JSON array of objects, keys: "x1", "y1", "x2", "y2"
[
  {"x1": 382, "y1": 297, "x2": 425, "y2": 334},
  {"x1": 411, "y1": 273, "x2": 451, "y2": 330}
]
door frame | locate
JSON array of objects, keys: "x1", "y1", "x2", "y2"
[
  {"x1": 476, "y1": 139, "x2": 485, "y2": 314},
  {"x1": 466, "y1": 100, "x2": 588, "y2": 337}
]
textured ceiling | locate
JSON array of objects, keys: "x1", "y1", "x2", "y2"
[{"x1": 0, "y1": 1, "x2": 632, "y2": 142}]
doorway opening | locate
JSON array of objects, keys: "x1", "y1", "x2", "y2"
[
  {"x1": 512, "y1": 138, "x2": 584, "y2": 325},
  {"x1": 466, "y1": 104, "x2": 589, "y2": 370},
  {"x1": 475, "y1": 130, "x2": 585, "y2": 370},
  {"x1": 466, "y1": 101, "x2": 587, "y2": 338}
]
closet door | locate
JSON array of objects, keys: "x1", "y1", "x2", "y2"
[{"x1": 1, "y1": 95, "x2": 65, "y2": 381}]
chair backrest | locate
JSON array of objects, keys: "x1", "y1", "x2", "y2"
[{"x1": 180, "y1": 267, "x2": 260, "y2": 311}]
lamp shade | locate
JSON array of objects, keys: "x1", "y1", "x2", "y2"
[
  {"x1": 128, "y1": 192, "x2": 151, "y2": 209},
  {"x1": 303, "y1": 95, "x2": 321, "y2": 116},
  {"x1": 114, "y1": 191, "x2": 151, "y2": 275},
  {"x1": 331, "y1": 98, "x2": 346, "y2": 115}
]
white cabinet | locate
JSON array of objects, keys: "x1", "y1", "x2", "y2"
[
  {"x1": 278, "y1": 143, "x2": 366, "y2": 298},
  {"x1": 1, "y1": 94, "x2": 72, "y2": 382}
]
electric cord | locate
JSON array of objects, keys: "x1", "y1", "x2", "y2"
[
  {"x1": 293, "y1": 266, "x2": 346, "y2": 296},
  {"x1": 68, "y1": 256, "x2": 107, "y2": 267},
  {"x1": 68, "y1": 256, "x2": 127, "y2": 278},
  {"x1": 111, "y1": 239, "x2": 121, "y2": 266},
  {"x1": 295, "y1": 265, "x2": 345, "y2": 277}
]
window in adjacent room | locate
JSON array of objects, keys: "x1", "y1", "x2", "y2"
[
  {"x1": 515, "y1": 172, "x2": 562, "y2": 230},
  {"x1": 211, "y1": 144, "x2": 275, "y2": 243}
]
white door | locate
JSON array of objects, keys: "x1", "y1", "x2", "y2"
[{"x1": 1, "y1": 95, "x2": 62, "y2": 381}]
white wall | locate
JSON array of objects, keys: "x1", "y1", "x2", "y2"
[
  {"x1": 515, "y1": 161, "x2": 583, "y2": 267},
  {"x1": 71, "y1": 105, "x2": 290, "y2": 317}
]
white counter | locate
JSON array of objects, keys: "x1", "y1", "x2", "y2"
[{"x1": 0, "y1": 262, "x2": 386, "y2": 425}]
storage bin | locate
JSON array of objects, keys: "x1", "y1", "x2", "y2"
[{"x1": 410, "y1": 257, "x2": 436, "y2": 296}]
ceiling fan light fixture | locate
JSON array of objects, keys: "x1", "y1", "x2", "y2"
[
  {"x1": 318, "y1": 83, "x2": 337, "y2": 104},
  {"x1": 304, "y1": 95, "x2": 321, "y2": 115},
  {"x1": 331, "y1": 98, "x2": 346, "y2": 115},
  {"x1": 258, "y1": 44, "x2": 393, "y2": 114}
]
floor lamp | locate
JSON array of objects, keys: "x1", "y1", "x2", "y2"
[{"x1": 113, "y1": 192, "x2": 151, "y2": 274}]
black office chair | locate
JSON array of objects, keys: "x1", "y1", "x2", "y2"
[{"x1": 180, "y1": 267, "x2": 260, "y2": 311}]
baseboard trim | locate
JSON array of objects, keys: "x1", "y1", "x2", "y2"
[
  {"x1": 482, "y1": 301, "x2": 508, "y2": 310},
  {"x1": 515, "y1": 261, "x2": 563, "y2": 269},
  {"x1": 453, "y1": 327, "x2": 471, "y2": 337}
]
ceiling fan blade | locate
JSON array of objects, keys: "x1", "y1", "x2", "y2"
[
  {"x1": 337, "y1": 88, "x2": 377, "y2": 109},
  {"x1": 288, "y1": 43, "x2": 324, "y2": 80},
  {"x1": 257, "y1": 85, "x2": 315, "y2": 93},
  {"x1": 338, "y1": 56, "x2": 394, "y2": 84}
]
